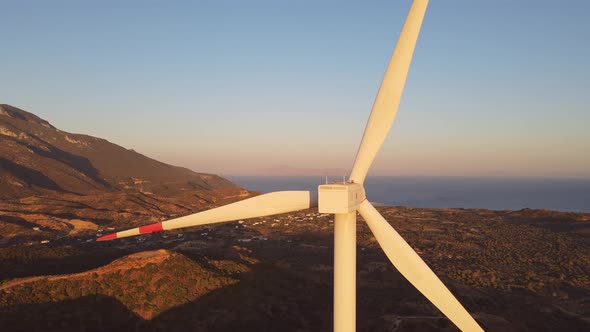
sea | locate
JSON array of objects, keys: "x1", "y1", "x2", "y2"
[{"x1": 227, "y1": 176, "x2": 590, "y2": 213}]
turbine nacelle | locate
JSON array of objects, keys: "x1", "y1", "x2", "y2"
[{"x1": 318, "y1": 182, "x2": 365, "y2": 214}]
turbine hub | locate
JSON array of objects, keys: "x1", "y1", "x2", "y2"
[{"x1": 318, "y1": 182, "x2": 365, "y2": 214}]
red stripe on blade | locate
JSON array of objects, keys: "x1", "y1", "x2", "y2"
[
  {"x1": 139, "y1": 222, "x2": 164, "y2": 234},
  {"x1": 97, "y1": 233, "x2": 117, "y2": 241}
]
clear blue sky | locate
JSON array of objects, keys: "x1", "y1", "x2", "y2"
[{"x1": 1, "y1": 0, "x2": 589, "y2": 177}]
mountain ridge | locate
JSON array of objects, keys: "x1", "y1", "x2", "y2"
[{"x1": 0, "y1": 104, "x2": 236, "y2": 199}]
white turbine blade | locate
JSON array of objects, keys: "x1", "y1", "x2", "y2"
[
  {"x1": 349, "y1": 0, "x2": 429, "y2": 184},
  {"x1": 357, "y1": 200, "x2": 483, "y2": 332},
  {"x1": 97, "y1": 191, "x2": 316, "y2": 241}
]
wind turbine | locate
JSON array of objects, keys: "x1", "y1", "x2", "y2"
[{"x1": 98, "y1": 0, "x2": 483, "y2": 331}]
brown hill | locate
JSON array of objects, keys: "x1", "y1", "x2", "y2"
[
  {"x1": 0, "y1": 249, "x2": 252, "y2": 327},
  {"x1": 0, "y1": 104, "x2": 236, "y2": 199}
]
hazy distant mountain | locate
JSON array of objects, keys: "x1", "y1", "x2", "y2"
[
  {"x1": 0, "y1": 104, "x2": 236, "y2": 199},
  {"x1": 262, "y1": 165, "x2": 348, "y2": 177}
]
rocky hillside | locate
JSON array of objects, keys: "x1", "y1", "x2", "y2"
[{"x1": 0, "y1": 104, "x2": 236, "y2": 199}]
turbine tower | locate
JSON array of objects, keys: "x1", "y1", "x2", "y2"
[{"x1": 98, "y1": 1, "x2": 484, "y2": 331}]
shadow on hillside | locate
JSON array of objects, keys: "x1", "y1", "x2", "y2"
[
  {"x1": 0, "y1": 295, "x2": 144, "y2": 332},
  {"x1": 0, "y1": 158, "x2": 70, "y2": 193},
  {"x1": 0, "y1": 246, "x2": 131, "y2": 280},
  {"x1": 507, "y1": 218, "x2": 590, "y2": 238},
  {"x1": 151, "y1": 261, "x2": 334, "y2": 332},
  {"x1": 0, "y1": 208, "x2": 113, "y2": 226},
  {"x1": 502, "y1": 210, "x2": 590, "y2": 239},
  {"x1": 5, "y1": 134, "x2": 112, "y2": 191},
  {"x1": 0, "y1": 215, "x2": 39, "y2": 229},
  {"x1": 41, "y1": 197, "x2": 113, "y2": 212}
]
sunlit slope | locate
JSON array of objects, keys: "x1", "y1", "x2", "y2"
[
  {"x1": 0, "y1": 249, "x2": 247, "y2": 321},
  {"x1": 0, "y1": 104, "x2": 236, "y2": 199}
]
